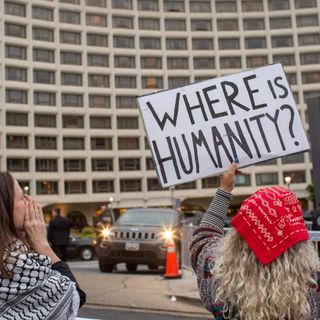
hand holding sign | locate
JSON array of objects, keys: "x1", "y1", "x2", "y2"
[{"x1": 219, "y1": 162, "x2": 238, "y2": 193}]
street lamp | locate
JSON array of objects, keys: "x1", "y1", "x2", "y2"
[
  {"x1": 169, "y1": 186, "x2": 175, "y2": 209},
  {"x1": 23, "y1": 186, "x2": 29, "y2": 195},
  {"x1": 108, "y1": 197, "x2": 115, "y2": 222},
  {"x1": 284, "y1": 176, "x2": 292, "y2": 189}
]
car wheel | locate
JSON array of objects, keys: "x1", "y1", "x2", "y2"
[
  {"x1": 99, "y1": 260, "x2": 113, "y2": 272},
  {"x1": 148, "y1": 264, "x2": 158, "y2": 270},
  {"x1": 80, "y1": 247, "x2": 94, "y2": 261},
  {"x1": 126, "y1": 263, "x2": 137, "y2": 272}
]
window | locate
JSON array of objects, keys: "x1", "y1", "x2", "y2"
[
  {"x1": 270, "y1": 17, "x2": 291, "y2": 29},
  {"x1": 7, "y1": 135, "x2": 28, "y2": 149},
  {"x1": 61, "y1": 72, "x2": 82, "y2": 86},
  {"x1": 7, "y1": 158, "x2": 29, "y2": 172},
  {"x1": 245, "y1": 37, "x2": 266, "y2": 49},
  {"x1": 32, "y1": 7, "x2": 53, "y2": 20},
  {"x1": 282, "y1": 153, "x2": 304, "y2": 164},
  {"x1": 113, "y1": 16, "x2": 133, "y2": 29},
  {"x1": 166, "y1": 38, "x2": 187, "y2": 50},
  {"x1": 63, "y1": 137, "x2": 85, "y2": 150},
  {"x1": 5, "y1": 45, "x2": 27, "y2": 60},
  {"x1": 283, "y1": 171, "x2": 306, "y2": 183},
  {"x1": 115, "y1": 76, "x2": 136, "y2": 88},
  {"x1": 246, "y1": 56, "x2": 268, "y2": 68},
  {"x1": 118, "y1": 137, "x2": 139, "y2": 150},
  {"x1": 34, "y1": 114, "x2": 56, "y2": 127},
  {"x1": 116, "y1": 96, "x2": 136, "y2": 109},
  {"x1": 36, "y1": 181, "x2": 58, "y2": 195},
  {"x1": 235, "y1": 174, "x2": 251, "y2": 186},
  {"x1": 164, "y1": 0, "x2": 184, "y2": 12},
  {"x1": 219, "y1": 38, "x2": 240, "y2": 50},
  {"x1": 141, "y1": 57, "x2": 162, "y2": 69},
  {"x1": 61, "y1": 52, "x2": 82, "y2": 65},
  {"x1": 192, "y1": 38, "x2": 213, "y2": 50},
  {"x1": 190, "y1": 1, "x2": 211, "y2": 12},
  {"x1": 6, "y1": 112, "x2": 28, "y2": 126},
  {"x1": 141, "y1": 76, "x2": 163, "y2": 89},
  {"x1": 114, "y1": 36, "x2": 134, "y2": 48},
  {"x1": 34, "y1": 70, "x2": 55, "y2": 84},
  {"x1": 6, "y1": 89, "x2": 27, "y2": 104},
  {"x1": 191, "y1": 20, "x2": 212, "y2": 31},
  {"x1": 88, "y1": 54, "x2": 108, "y2": 67},
  {"x1": 257, "y1": 159, "x2": 277, "y2": 166},
  {"x1": 146, "y1": 158, "x2": 155, "y2": 170},
  {"x1": 33, "y1": 27, "x2": 54, "y2": 42},
  {"x1": 65, "y1": 181, "x2": 86, "y2": 194},
  {"x1": 217, "y1": 19, "x2": 238, "y2": 31},
  {"x1": 117, "y1": 117, "x2": 139, "y2": 129},
  {"x1": 60, "y1": 10, "x2": 80, "y2": 24},
  {"x1": 92, "y1": 158, "x2": 113, "y2": 171},
  {"x1": 243, "y1": 19, "x2": 265, "y2": 30},
  {"x1": 34, "y1": 92, "x2": 56, "y2": 106},
  {"x1": 297, "y1": 15, "x2": 319, "y2": 27},
  {"x1": 168, "y1": 57, "x2": 188, "y2": 69},
  {"x1": 139, "y1": 18, "x2": 160, "y2": 30},
  {"x1": 87, "y1": 34, "x2": 108, "y2": 47},
  {"x1": 36, "y1": 159, "x2": 58, "y2": 172},
  {"x1": 242, "y1": 0, "x2": 263, "y2": 12},
  {"x1": 88, "y1": 74, "x2": 109, "y2": 87},
  {"x1": 89, "y1": 95, "x2": 110, "y2": 108},
  {"x1": 295, "y1": 0, "x2": 316, "y2": 9},
  {"x1": 5, "y1": 2, "x2": 26, "y2": 16},
  {"x1": 114, "y1": 56, "x2": 135, "y2": 68},
  {"x1": 33, "y1": 49, "x2": 54, "y2": 63},
  {"x1": 220, "y1": 56, "x2": 241, "y2": 69},
  {"x1": 5, "y1": 23, "x2": 26, "y2": 38},
  {"x1": 202, "y1": 177, "x2": 220, "y2": 188},
  {"x1": 86, "y1": 0, "x2": 106, "y2": 7},
  {"x1": 194, "y1": 57, "x2": 214, "y2": 69},
  {"x1": 273, "y1": 54, "x2": 295, "y2": 66},
  {"x1": 140, "y1": 37, "x2": 161, "y2": 50},
  {"x1": 302, "y1": 72, "x2": 320, "y2": 84},
  {"x1": 168, "y1": 77, "x2": 189, "y2": 89},
  {"x1": 60, "y1": 31, "x2": 81, "y2": 44},
  {"x1": 175, "y1": 181, "x2": 196, "y2": 190},
  {"x1": 272, "y1": 35, "x2": 293, "y2": 47},
  {"x1": 165, "y1": 19, "x2": 186, "y2": 31},
  {"x1": 112, "y1": 0, "x2": 132, "y2": 9},
  {"x1": 64, "y1": 159, "x2": 85, "y2": 172},
  {"x1": 216, "y1": 1, "x2": 237, "y2": 12},
  {"x1": 119, "y1": 158, "x2": 140, "y2": 171},
  {"x1": 91, "y1": 137, "x2": 112, "y2": 150},
  {"x1": 93, "y1": 181, "x2": 114, "y2": 193},
  {"x1": 90, "y1": 116, "x2": 111, "y2": 129},
  {"x1": 147, "y1": 179, "x2": 161, "y2": 191},
  {"x1": 5, "y1": 67, "x2": 27, "y2": 82},
  {"x1": 298, "y1": 34, "x2": 320, "y2": 46},
  {"x1": 61, "y1": 0, "x2": 80, "y2": 3},
  {"x1": 256, "y1": 173, "x2": 278, "y2": 185},
  {"x1": 35, "y1": 136, "x2": 57, "y2": 150},
  {"x1": 138, "y1": 0, "x2": 158, "y2": 11},
  {"x1": 62, "y1": 115, "x2": 84, "y2": 128},
  {"x1": 120, "y1": 179, "x2": 141, "y2": 192},
  {"x1": 300, "y1": 52, "x2": 320, "y2": 65},
  {"x1": 268, "y1": 0, "x2": 289, "y2": 10},
  {"x1": 62, "y1": 94, "x2": 83, "y2": 107},
  {"x1": 86, "y1": 14, "x2": 107, "y2": 27}
]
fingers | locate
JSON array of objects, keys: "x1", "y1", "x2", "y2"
[
  {"x1": 228, "y1": 162, "x2": 238, "y2": 175},
  {"x1": 37, "y1": 203, "x2": 45, "y2": 222},
  {"x1": 28, "y1": 198, "x2": 36, "y2": 221}
]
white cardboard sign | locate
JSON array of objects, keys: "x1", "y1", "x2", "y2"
[{"x1": 137, "y1": 64, "x2": 310, "y2": 188}]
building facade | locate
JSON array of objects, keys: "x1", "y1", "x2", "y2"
[{"x1": 0, "y1": 0, "x2": 319, "y2": 224}]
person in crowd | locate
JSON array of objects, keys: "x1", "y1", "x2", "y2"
[
  {"x1": 0, "y1": 171, "x2": 86, "y2": 319},
  {"x1": 190, "y1": 163, "x2": 320, "y2": 320},
  {"x1": 312, "y1": 204, "x2": 320, "y2": 231},
  {"x1": 48, "y1": 207, "x2": 70, "y2": 262}
]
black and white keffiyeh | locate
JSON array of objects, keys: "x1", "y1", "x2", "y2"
[{"x1": 0, "y1": 240, "x2": 79, "y2": 320}]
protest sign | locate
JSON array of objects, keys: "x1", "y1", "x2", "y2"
[{"x1": 137, "y1": 64, "x2": 310, "y2": 188}]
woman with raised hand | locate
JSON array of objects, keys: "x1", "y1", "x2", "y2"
[
  {"x1": 0, "y1": 171, "x2": 86, "y2": 319},
  {"x1": 190, "y1": 162, "x2": 320, "y2": 319}
]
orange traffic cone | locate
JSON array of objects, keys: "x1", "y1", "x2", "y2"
[{"x1": 164, "y1": 239, "x2": 181, "y2": 279}]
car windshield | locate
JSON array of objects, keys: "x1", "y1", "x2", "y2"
[{"x1": 116, "y1": 209, "x2": 176, "y2": 226}]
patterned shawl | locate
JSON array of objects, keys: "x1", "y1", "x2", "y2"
[{"x1": 0, "y1": 240, "x2": 79, "y2": 320}]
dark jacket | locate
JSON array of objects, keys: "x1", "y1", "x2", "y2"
[{"x1": 48, "y1": 215, "x2": 70, "y2": 245}]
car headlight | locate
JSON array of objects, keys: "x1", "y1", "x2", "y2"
[
  {"x1": 162, "y1": 229, "x2": 174, "y2": 241},
  {"x1": 101, "y1": 227, "x2": 112, "y2": 239}
]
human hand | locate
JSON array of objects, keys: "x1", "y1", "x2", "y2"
[{"x1": 219, "y1": 162, "x2": 238, "y2": 193}]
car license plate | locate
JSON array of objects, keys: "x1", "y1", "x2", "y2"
[{"x1": 125, "y1": 243, "x2": 140, "y2": 251}]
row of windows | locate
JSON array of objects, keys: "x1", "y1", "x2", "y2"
[
  {"x1": 5, "y1": 24, "x2": 320, "y2": 49},
  {"x1": 4, "y1": 0, "x2": 317, "y2": 16}
]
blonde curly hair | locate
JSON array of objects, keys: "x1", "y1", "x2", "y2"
[{"x1": 213, "y1": 229, "x2": 319, "y2": 320}]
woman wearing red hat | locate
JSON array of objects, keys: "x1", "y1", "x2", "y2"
[{"x1": 190, "y1": 163, "x2": 320, "y2": 319}]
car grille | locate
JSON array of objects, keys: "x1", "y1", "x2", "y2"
[{"x1": 111, "y1": 231, "x2": 156, "y2": 241}]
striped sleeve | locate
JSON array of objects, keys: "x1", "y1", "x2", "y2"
[{"x1": 201, "y1": 188, "x2": 233, "y2": 230}]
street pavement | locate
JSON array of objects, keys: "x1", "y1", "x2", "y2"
[{"x1": 69, "y1": 260, "x2": 211, "y2": 318}]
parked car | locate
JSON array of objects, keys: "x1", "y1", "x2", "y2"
[
  {"x1": 67, "y1": 234, "x2": 95, "y2": 261},
  {"x1": 96, "y1": 208, "x2": 182, "y2": 272}
]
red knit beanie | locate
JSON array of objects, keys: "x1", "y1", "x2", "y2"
[{"x1": 231, "y1": 186, "x2": 309, "y2": 265}]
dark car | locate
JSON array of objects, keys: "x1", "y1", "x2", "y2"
[
  {"x1": 67, "y1": 234, "x2": 95, "y2": 261},
  {"x1": 96, "y1": 208, "x2": 181, "y2": 273}
]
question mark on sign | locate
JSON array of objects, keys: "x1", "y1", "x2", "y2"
[{"x1": 280, "y1": 104, "x2": 299, "y2": 146}]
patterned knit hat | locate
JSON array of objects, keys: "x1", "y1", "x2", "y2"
[{"x1": 231, "y1": 186, "x2": 309, "y2": 265}]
